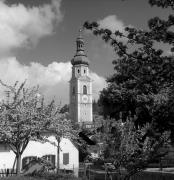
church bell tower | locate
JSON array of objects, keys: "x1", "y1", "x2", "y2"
[{"x1": 70, "y1": 29, "x2": 93, "y2": 127}]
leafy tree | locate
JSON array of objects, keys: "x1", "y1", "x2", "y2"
[
  {"x1": 115, "y1": 119, "x2": 170, "y2": 180},
  {"x1": 93, "y1": 100, "x2": 102, "y2": 115},
  {"x1": 0, "y1": 80, "x2": 76, "y2": 175},
  {"x1": 84, "y1": 0, "x2": 174, "y2": 132},
  {"x1": 83, "y1": 0, "x2": 174, "y2": 178},
  {"x1": 92, "y1": 116, "x2": 170, "y2": 180}
]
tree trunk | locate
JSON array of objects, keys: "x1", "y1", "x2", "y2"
[
  {"x1": 12, "y1": 157, "x2": 16, "y2": 173},
  {"x1": 57, "y1": 137, "x2": 60, "y2": 174},
  {"x1": 16, "y1": 154, "x2": 21, "y2": 175}
]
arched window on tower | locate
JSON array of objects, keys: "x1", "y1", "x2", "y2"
[{"x1": 83, "y1": 85, "x2": 87, "y2": 94}]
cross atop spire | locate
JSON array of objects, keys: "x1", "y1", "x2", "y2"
[{"x1": 78, "y1": 27, "x2": 84, "y2": 38}]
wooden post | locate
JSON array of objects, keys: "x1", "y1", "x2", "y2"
[
  {"x1": 73, "y1": 164, "x2": 74, "y2": 175},
  {"x1": 105, "y1": 164, "x2": 106, "y2": 180},
  {"x1": 57, "y1": 137, "x2": 60, "y2": 174},
  {"x1": 89, "y1": 164, "x2": 90, "y2": 180}
]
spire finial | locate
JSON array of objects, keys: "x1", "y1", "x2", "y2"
[
  {"x1": 78, "y1": 27, "x2": 84, "y2": 38},
  {"x1": 76, "y1": 27, "x2": 85, "y2": 53}
]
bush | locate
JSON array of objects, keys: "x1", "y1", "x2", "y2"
[
  {"x1": 0, "y1": 176, "x2": 44, "y2": 180},
  {"x1": 27, "y1": 172, "x2": 81, "y2": 180},
  {"x1": 0, "y1": 173, "x2": 82, "y2": 180}
]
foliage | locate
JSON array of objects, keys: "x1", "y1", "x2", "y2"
[
  {"x1": 84, "y1": 0, "x2": 174, "y2": 130},
  {"x1": 46, "y1": 113, "x2": 77, "y2": 140},
  {"x1": 93, "y1": 100, "x2": 102, "y2": 115},
  {"x1": 92, "y1": 117, "x2": 170, "y2": 180},
  {"x1": 0, "y1": 176, "x2": 44, "y2": 180},
  {"x1": 93, "y1": 118, "x2": 121, "y2": 160},
  {"x1": 116, "y1": 120, "x2": 169, "y2": 179},
  {"x1": 23, "y1": 157, "x2": 55, "y2": 173},
  {"x1": 0, "y1": 80, "x2": 76, "y2": 175},
  {"x1": 83, "y1": 0, "x2": 173, "y2": 179},
  {"x1": 149, "y1": 0, "x2": 174, "y2": 10},
  {"x1": 0, "y1": 173, "x2": 82, "y2": 180},
  {"x1": 83, "y1": 1, "x2": 174, "y2": 128},
  {"x1": 26, "y1": 171, "x2": 79, "y2": 180},
  {"x1": 60, "y1": 104, "x2": 69, "y2": 114}
]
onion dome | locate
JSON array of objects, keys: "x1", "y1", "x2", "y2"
[{"x1": 71, "y1": 29, "x2": 90, "y2": 66}]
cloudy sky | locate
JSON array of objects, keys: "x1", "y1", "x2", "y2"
[{"x1": 0, "y1": 0, "x2": 171, "y2": 104}]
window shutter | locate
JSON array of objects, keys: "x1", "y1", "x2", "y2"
[
  {"x1": 0, "y1": 143, "x2": 10, "y2": 152},
  {"x1": 63, "y1": 153, "x2": 69, "y2": 165}
]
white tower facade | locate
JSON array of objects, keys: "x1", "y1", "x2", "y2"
[{"x1": 70, "y1": 31, "x2": 93, "y2": 126}]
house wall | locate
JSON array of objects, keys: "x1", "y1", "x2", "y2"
[
  {"x1": 59, "y1": 138, "x2": 79, "y2": 176},
  {"x1": 22, "y1": 136, "x2": 57, "y2": 158},
  {"x1": 0, "y1": 149, "x2": 15, "y2": 169},
  {"x1": 0, "y1": 137, "x2": 79, "y2": 176}
]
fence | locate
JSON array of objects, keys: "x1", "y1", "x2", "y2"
[
  {"x1": 81, "y1": 170, "x2": 174, "y2": 180},
  {"x1": 0, "y1": 169, "x2": 16, "y2": 178},
  {"x1": 131, "y1": 171, "x2": 174, "y2": 180},
  {"x1": 79, "y1": 163, "x2": 174, "y2": 180}
]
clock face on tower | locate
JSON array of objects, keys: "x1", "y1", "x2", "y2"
[{"x1": 82, "y1": 95, "x2": 88, "y2": 103}]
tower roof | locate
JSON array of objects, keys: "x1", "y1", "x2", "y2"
[{"x1": 71, "y1": 28, "x2": 90, "y2": 66}]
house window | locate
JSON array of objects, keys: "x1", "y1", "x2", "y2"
[
  {"x1": 84, "y1": 69, "x2": 86, "y2": 74},
  {"x1": 22, "y1": 156, "x2": 37, "y2": 169},
  {"x1": 83, "y1": 85, "x2": 87, "y2": 94},
  {"x1": 86, "y1": 125, "x2": 91, "y2": 128},
  {"x1": 42, "y1": 154, "x2": 55, "y2": 168},
  {"x1": 63, "y1": 153, "x2": 69, "y2": 165},
  {"x1": 77, "y1": 69, "x2": 80, "y2": 74}
]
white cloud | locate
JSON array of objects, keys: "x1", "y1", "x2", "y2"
[
  {"x1": 90, "y1": 72, "x2": 107, "y2": 99},
  {"x1": 0, "y1": 1, "x2": 106, "y2": 104},
  {"x1": 0, "y1": 0, "x2": 63, "y2": 54},
  {"x1": 0, "y1": 58, "x2": 106, "y2": 104},
  {"x1": 98, "y1": 15, "x2": 125, "y2": 33}
]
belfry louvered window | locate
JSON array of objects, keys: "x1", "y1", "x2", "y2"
[{"x1": 83, "y1": 85, "x2": 87, "y2": 94}]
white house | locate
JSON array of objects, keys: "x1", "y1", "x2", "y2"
[{"x1": 0, "y1": 136, "x2": 79, "y2": 177}]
